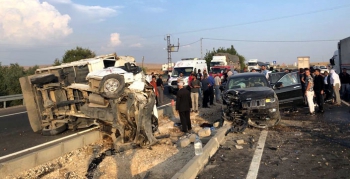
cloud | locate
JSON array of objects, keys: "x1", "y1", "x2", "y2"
[
  {"x1": 0, "y1": 0, "x2": 72, "y2": 45},
  {"x1": 109, "y1": 33, "x2": 122, "y2": 47},
  {"x1": 48, "y1": 0, "x2": 122, "y2": 19},
  {"x1": 129, "y1": 43, "x2": 142, "y2": 47}
]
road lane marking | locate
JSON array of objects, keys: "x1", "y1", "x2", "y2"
[
  {"x1": 0, "y1": 111, "x2": 27, "y2": 118},
  {"x1": 0, "y1": 102, "x2": 170, "y2": 119},
  {"x1": 246, "y1": 130, "x2": 268, "y2": 179},
  {"x1": 0, "y1": 127, "x2": 99, "y2": 161},
  {"x1": 341, "y1": 100, "x2": 350, "y2": 106}
]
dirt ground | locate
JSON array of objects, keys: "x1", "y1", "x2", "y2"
[
  {"x1": 198, "y1": 104, "x2": 350, "y2": 179},
  {"x1": 6, "y1": 104, "x2": 222, "y2": 179}
]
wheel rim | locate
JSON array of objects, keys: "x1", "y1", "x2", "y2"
[{"x1": 104, "y1": 79, "x2": 120, "y2": 93}]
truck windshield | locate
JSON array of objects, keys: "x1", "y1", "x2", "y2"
[
  {"x1": 211, "y1": 68, "x2": 226, "y2": 74},
  {"x1": 248, "y1": 62, "x2": 258, "y2": 66},
  {"x1": 172, "y1": 67, "x2": 193, "y2": 77},
  {"x1": 210, "y1": 62, "x2": 224, "y2": 67}
]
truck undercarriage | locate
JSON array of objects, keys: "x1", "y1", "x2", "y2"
[{"x1": 19, "y1": 54, "x2": 159, "y2": 150}]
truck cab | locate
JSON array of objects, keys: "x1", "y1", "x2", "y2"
[{"x1": 210, "y1": 56, "x2": 227, "y2": 68}]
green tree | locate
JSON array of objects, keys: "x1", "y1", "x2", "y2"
[
  {"x1": 25, "y1": 65, "x2": 39, "y2": 76},
  {"x1": 204, "y1": 45, "x2": 246, "y2": 71},
  {"x1": 54, "y1": 46, "x2": 96, "y2": 65}
]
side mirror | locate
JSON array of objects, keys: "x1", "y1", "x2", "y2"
[{"x1": 275, "y1": 82, "x2": 283, "y2": 89}]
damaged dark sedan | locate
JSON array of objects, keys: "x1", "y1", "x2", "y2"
[{"x1": 221, "y1": 73, "x2": 280, "y2": 130}]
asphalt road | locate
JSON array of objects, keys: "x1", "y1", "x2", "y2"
[
  {"x1": 198, "y1": 102, "x2": 350, "y2": 179},
  {"x1": 0, "y1": 86, "x2": 175, "y2": 157}
]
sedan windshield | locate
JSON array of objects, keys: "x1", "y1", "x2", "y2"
[{"x1": 228, "y1": 76, "x2": 268, "y2": 89}]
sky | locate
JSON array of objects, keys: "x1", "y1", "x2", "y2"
[{"x1": 0, "y1": 0, "x2": 350, "y2": 66}]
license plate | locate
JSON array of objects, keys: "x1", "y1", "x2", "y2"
[{"x1": 265, "y1": 99, "x2": 270, "y2": 102}]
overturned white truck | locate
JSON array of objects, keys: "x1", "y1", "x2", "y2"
[{"x1": 19, "y1": 53, "x2": 158, "y2": 149}]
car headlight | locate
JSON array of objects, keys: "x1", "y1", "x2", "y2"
[{"x1": 265, "y1": 98, "x2": 276, "y2": 103}]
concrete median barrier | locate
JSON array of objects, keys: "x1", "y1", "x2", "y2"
[{"x1": 0, "y1": 104, "x2": 173, "y2": 176}]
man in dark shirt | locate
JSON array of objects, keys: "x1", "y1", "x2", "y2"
[
  {"x1": 156, "y1": 75, "x2": 164, "y2": 105},
  {"x1": 176, "y1": 82, "x2": 192, "y2": 133},
  {"x1": 339, "y1": 68, "x2": 350, "y2": 100},
  {"x1": 314, "y1": 69, "x2": 325, "y2": 113},
  {"x1": 207, "y1": 74, "x2": 215, "y2": 106},
  {"x1": 201, "y1": 74, "x2": 210, "y2": 108}
]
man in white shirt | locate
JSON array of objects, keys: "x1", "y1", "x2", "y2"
[
  {"x1": 260, "y1": 64, "x2": 269, "y2": 79},
  {"x1": 330, "y1": 69, "x2": 341, "y2": 105}
]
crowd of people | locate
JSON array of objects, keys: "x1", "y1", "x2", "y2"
[
  {"x1": 148, "y1": 65, "x2": 350, "y2": 133},
  {"x1": 300, "y1": 67, "x2": 350, "y2": 115}
]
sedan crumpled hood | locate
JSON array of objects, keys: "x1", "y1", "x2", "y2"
[{"x1": 225, "y1": 87, "x2": 275, "y2": 100}]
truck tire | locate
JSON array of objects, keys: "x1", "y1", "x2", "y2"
[
  {"x1": 19, "y1": 76, "x2": 43, "y2": 132},
  {"x1": 42, "y1": 123, "x2": 67, "y2": 136},
  {"x1": 99, "y1": 74, "x2": 125, "y2": 99},
  {"x1": 30, "y1": 73, "x2": 57, "y2": 85}
]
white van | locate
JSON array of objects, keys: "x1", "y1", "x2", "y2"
[{"x1": 168, "y1": 58, "x2": 207, "y2": 93}]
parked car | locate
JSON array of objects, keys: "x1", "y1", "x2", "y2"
[{"x1": 221, "y1": 72, "x2": 304, "y2": 130}]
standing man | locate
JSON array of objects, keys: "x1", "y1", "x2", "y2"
[
  {"x1": 330, "y1": 69, "x2": 341, "y2": 106},
  {"x1": 208, "y1": 73, "x2": 215, "y2": 106},
  {"x1": 197, "y1": 69, "x2": 203, "y2": 98},
  {"x1": 304, "y1": 69, "x2": 315, "y2": 115},
  {"x1": 314, "y1": 69, "x2": 325, "y2": 113},
  {"x1": 214, "y1": 72, "x2": 221, "y2": 103},
  {"x1": 176, "y1": 82, "x2": 192, "y2": 133},
  {"x1": 150, "y1": 76, "x2": 159, "y2": 106},
  {"x1": 339, "y1": 68, "x2": 350, "y2": 100},
  {"x1": 201, "y1": 74, "x2": 210, "y2": 108},
  {"x1": 190, "y1": 75, "x2": 200, "y2": 113},
  {"x1": 156, "y1": 75, "x2": 164, "y2": 105},
  {"x1": 177, "y1": 72, "x2": 184, "y2": 83},
  {"x1": 260, "y1": 65, "x2": 269, "y2": 79},
  {"x1": 323, "y1": 71, "x2": 331, "y2": 102}
]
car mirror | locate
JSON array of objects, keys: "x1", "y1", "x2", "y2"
[{"x1": 275, "y1": 82, "x2": 283, "y2": 89}]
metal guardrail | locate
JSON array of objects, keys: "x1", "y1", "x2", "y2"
[{"x1": 0, "y1": 94, "x2": 23, "y2": 108}]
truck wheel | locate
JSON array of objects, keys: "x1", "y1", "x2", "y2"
[
  {"x1": 30, "y1": 73, "x2": 57, "y2": 85},
  {"x1": 42, "y1": 123, "x2": 67, "y2": 136},
  {"x1": 99, "y1": 74, "x2": 125, "y2": 99}
]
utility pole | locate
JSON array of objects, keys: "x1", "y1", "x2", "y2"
[
  {"x1": 200, "y1": 38, "x2": 203, "y2": 59},
  {"x1": 165, "y1": 34, "x2": 179, "y2": 74}
]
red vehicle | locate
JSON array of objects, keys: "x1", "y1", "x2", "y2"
[{"x1": 209, "y1": 65, "x2": 232, "y2": 77}]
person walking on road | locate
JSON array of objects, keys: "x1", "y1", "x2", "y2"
[
  {"x1": 314, "y1": 69, "x2": 325, "y2": 113},
  {"x1": 190, "y1": 75, "x2": 200, "y2": 113},
  {"x1": 201, "y1": 74, "x2": 210, "y2": 108},
  {"x1": 305, "y1": 69, "x2": 315, "y2": 115},
  {"x1": 339, "y1": 68, "x2": 350, "y2": 100},
  {"x1": 176, "y1": 82, "x2": 192, "y2": 133},
  {"x1": 330, "y1": 69, "x2": 341, "y2": 106},
  {"x1": 156, "y1": 75, "x2": 164, "y2": 105},
  {"x1": 323, "y1": 71, "x2": 332, "y2": 102},
  {"x1": 214, "y1": 72, "x2": 221, "y2": 102}
]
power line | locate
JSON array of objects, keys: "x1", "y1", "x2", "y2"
[
  {"x1": 180, "y1": 39, "x2": 201, "y2": 47},
  {"x1": 142, "y1": 4, "x2": 350, "y2": 38},
  {"x1": 203, "y1": 38, "x2": 340, "y2": 43}
]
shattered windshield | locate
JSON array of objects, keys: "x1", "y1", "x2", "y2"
[{"x1": 228, "y1": 76, "x2": 268, "y2": 89}]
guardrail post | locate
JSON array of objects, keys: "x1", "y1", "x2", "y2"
[{"x1": 3, "y1": 101, "x2": 6, "y2": 108}]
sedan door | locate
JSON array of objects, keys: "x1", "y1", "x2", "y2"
[{"x1": 273, "y1": 72, "x2": 304, "y2": 106}]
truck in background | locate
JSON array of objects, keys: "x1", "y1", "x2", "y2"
[
  {"x1": 297, "y1": 56, "x2": 310, "y2": 70},
  {"x1": 168, "y1": 58, "x2": 207, "y2": 93},
  {"x1": 330, "y1": 36, "x2": 350, "y2": 73},
  {"x1": 162, "y1": 62, "x2": 174, "y2": 76},
  {"x1": 209, "y1": 65, "x2": 232, "y2": 78},
  {"x1": 247, "y1": 59, "x2": 266, "y2": 71},
  {"x1": 210, "y1": 53, "x2": 240, "y2": 71}
]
